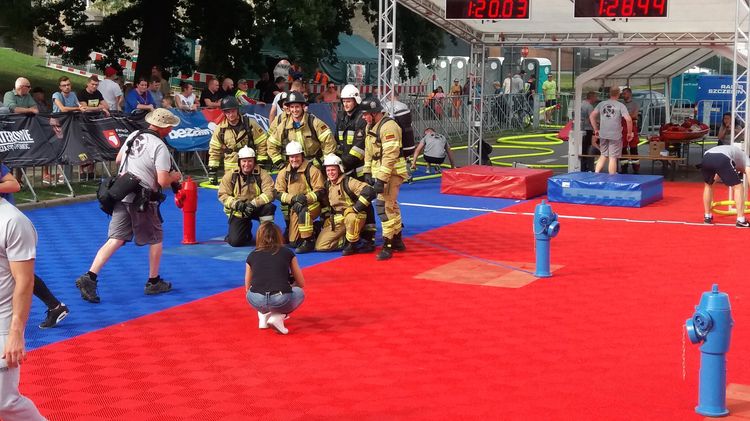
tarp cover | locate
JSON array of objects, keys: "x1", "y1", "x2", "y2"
[{"x1": 441, "y1": 165, "x2": 552, "y2": 199}]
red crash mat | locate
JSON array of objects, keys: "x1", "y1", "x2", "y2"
[{"x1": 441, "y1": 165, "x2": 552, "y2": 199}]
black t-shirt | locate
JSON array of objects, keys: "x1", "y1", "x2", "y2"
[
  {"x1": 78, "y1": 89, "x2": 105, "y2": 108},
  {"x1": 247, "y1": 247, "x2": 295, "y2": 294},
  {"x1": 200, "y1": 89, "x2": 223, "y2": 107}
]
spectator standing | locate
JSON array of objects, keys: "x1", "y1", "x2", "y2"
[
  {"x1": 74, "y1": 109, "x2": 182, "y2": 303},
  {"x1": 620, "y1": 87, "x2": 641, "y2": 174},
  {"x1": 589, "y1": 86, "x2": 633, "y2": 175},
  {"x1": 3, "y1": 77, "x2": 38, "y2": 115},
  {"x1": 151, "y1": 65, "x2": 172, "y2": 99},
  {"x1": 245, "y1": 222, "x2": 306, "y2": 335},
  {"x1": 0, "y1": 195, "x2": 47, "y2": 420},
  {"x1": 580, "y1": 91, "x2": 598, "y2": 172},
  {"x1": 255, "y1": 72, "x2": 271, "y2": 101},
  {"x1": 542, "y1": 74, "x2": 557, "y2": 123},
  {"x1": 148, "y1": 77, "x2": 164, "y2": 108},
  {"x1": 99, "y1": 67, "x2": 123, "y2": 111},
  {"x1": 493, "y1": 81, "x2": 502, "y2": 95},
  {"x1": 77, "y1": 75, "x2": 110, "y2": 116},
  {"x1": 265, "y1": 76, "x2": 287, "y2": 104},
  {"x1": 511, "y1": 71, "x2": 525, "y2": 94},
  {"x1": 124, "y1": 77, "x2": 156, "y2": 114},
  {"x1": 717, "y1": 112, "x2": 743, "y2": 145},
  {"x1": 318, "y1": 82, "x2": 339, "y2": 103},
  {"x1": 30, "y1": 87, "x2": 51, "y2": 114},
  {"x1": 450, "y1": 79, "x2": 462, "y2": 118},
  {"x1": 52, "y1": 76, "x2": 81, "y2": 113},
  {"x1": 410, "y1": 128, "x2": 456, "y2": 173},
  {"x1": 219, "y1": 78, "x2": 235, "y2": 99},
  {"x1": 175, "y1": 81, "x2": 198, "y2": 111},
  {"x1": 200, "y1": 79, "x2": 222, "y2": 108},
  {"x1": 502, "y1": 75, "x2": 512, "y2": 94}
]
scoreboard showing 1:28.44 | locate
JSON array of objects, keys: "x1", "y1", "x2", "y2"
[
  {"x1": 445, "y1": 0, "x2": 530, "y2": 20},
  {"x1": 573, "y1": 0, "x2": 668, "y2": 18}
]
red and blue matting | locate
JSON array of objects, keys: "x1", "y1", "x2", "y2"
[{"x1": 19, "y1": 176, "x2": 750, "y2": 420}]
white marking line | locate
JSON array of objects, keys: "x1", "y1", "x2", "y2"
[{"x1": 400, "y1": 202, "x2": 733, "y2": 227}]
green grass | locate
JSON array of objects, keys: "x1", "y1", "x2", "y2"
[{"x1": 0, "y1": 48, "x2": 90, "y2": 98}]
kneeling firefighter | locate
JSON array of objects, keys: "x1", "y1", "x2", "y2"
[
  {"x1": 218, "y1": 146, "x2": 277, "y2": 247},
  {"x1": 274, "y1": 141, "x2": 325, "y2": 253},
  {"x1": 315, "y1": 154, "x2": 376, "y2": 255}
]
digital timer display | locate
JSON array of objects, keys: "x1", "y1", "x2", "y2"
[
  {"x1": 574, "y1": 0, "x2": 668, "y2": 18},
  {"x1": 445, "y1": 0, "x2": 530, "y2": 20}
]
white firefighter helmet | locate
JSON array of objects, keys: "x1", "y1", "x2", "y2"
[
  {"x1": 285, "y1": 141, "x2": 304, "y2": 156},
  {"x1": 237, "y1": 145, "x2": 256, "y2": 160},
  {"x1": 322, "y1": 154, "x2": 344, "y2": 173},
  {"x1": 341, "y1": 84, "x2": 362, "y2": 104}
]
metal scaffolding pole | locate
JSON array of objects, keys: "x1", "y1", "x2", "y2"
[
  {"x1": 732, "y1": 0, "x2": 750, "y2": 147},
  {"x1": 378, "y1": 0, "x2": 397, "y2": 104},
  {"x1": 468, "y1": 42, "x2": 486, "y2": 165}
]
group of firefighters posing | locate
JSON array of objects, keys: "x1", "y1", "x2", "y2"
[{"x1": 207, "y1": 85, "x2": 407, "y2": 260}]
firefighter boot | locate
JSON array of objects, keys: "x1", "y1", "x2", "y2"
[
  {"x1": 377, "y1": 238, "x2": 394, "y2": 261},
  {"x1": 295, "y1": 238, "x2": 315, "y2": 254},
  {"x1": 342, "y1": 240, "x2": 358, "y2": 256},
  {"x1": 392, "y1": 231, "x2": 406, "y2": 252},
  {"x1": 359, "y1": 231, "x2": 376, "y2": 253}
]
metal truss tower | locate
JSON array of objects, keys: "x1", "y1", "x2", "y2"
[
  {"x1": 468, "y1": 43, "x2": 486, "y2": 165},
  {"x1": 732, "y1": 0, "x2": 750, "y2": 146},
  {"x1": 377, "y1": 0, "x2": 397, "y2": 103}
]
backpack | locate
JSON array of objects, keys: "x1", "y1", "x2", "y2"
[
  {"x1": 219, "y1": 116, "x2": 256, "y2": 152},
  {"x1": 374, "y1": 116, "x2": 414, "y2": 158}
]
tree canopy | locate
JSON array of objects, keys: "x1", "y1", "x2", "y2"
[{"x1": 29, "y1": 0, "x2": 447, "y2": 81}]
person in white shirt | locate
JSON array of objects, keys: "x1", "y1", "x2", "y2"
[
  {"x1": 99, "y1": 67, "x2": 123, "y2": 112},
  {"x1": 175, "y1": 81, "x2": 197, "y2": 111}
]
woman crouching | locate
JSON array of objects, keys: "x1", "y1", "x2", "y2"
[{"x1": 245, "y1": 222, "x2": 305, "y2": 334}]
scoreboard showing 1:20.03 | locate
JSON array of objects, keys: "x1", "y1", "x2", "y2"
[{"x1": 445, "y1": 0, "x2": 530, "y2": 20}]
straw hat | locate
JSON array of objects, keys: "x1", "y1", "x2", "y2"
[{"x1": 145, "y1": 108, "x2": 181, "y2": 128}]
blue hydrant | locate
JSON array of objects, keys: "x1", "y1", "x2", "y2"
[
  {"x1": 685, "y1": 284, "x2": 734, "y2": 417},
  {"x1": 533, "y1": 200, "x2": 560, "y2": 277}
]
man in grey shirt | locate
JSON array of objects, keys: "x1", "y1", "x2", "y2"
[
  {"x1": 75, "y1": 109, "x2": 182, "y2": 303},
  {"x1": 589, "y1": 86, "x2": 633, "y2": 174},
  {"x1": 0, "y1": 197, "x2": 46, "y2": 420},
  {"x1": 701, "y1": 144, "x2": 750, "y2": 227},
  {"x1": 410, "y1": 128, "x2": 456, "y2": 173}
]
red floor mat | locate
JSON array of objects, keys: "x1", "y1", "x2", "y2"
[{"x1": 21, "y1": 184, "x2": 750, "y2": 420}]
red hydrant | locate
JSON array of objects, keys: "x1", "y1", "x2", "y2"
[{"x1": 174, "y1": 176, "x2": 198, "y2": 244}]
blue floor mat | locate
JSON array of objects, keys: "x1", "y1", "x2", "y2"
[{"x1": 25, "y1": 178, "x2": 518, "y2": 350}]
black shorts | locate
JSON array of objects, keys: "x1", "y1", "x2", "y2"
[
  {"x1": 424, "y1": 155, "x2": 446, "y2": 164},
  {"x1": 545, "y1": 99, "x2": 557, "y2": 107},
  {"x1": 701, "y1": 153, "x2": 741, "y2": 186}
]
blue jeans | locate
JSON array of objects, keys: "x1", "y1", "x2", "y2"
[{"x1": 247, "y1": 287, "x2": 305, "y2": 315}]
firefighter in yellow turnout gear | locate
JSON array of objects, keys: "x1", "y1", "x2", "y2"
[
  {"x1": 275, "y1": 141, "x2": 325, "y2": 253},
  {"x1": 217, "y1": 146, "x2": 276, "y2": 247},
  {"x1": 362, "y1": 97, "x2": 408, "y2": 260},
  {"x1": 267, "y1": 91, "x2": 337, "y2": 167},
  {"x1": 208, "y1": 96, "x2": 269, "y2": 184},
  {"x1": 315, "y1": 154, "x2": 376, "y2": 255}
]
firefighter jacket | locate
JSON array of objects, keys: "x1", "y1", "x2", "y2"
[
  {"x1": 323, "y1": 175, "x2": 374, "y2": 215},
  {"x1": 218, "y1": 168, "x2": 275, "y2": 217},
  {"x1": 335, "y1": 106, "x2": 367, "y2": 177},
  {"x1": 267, "y1": 112, "x2": 336, "y2": 164},
  {"x1": 208, "y1": 116, "x2": 269, "y2": 170},
  {"x1": 274, "y1": 159, "x2": 326, "y2": 212},
  {"x1": 364, "y1": 117, "x2": 408, "y2": 182}
]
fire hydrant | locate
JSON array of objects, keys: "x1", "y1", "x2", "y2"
[
  {"x1": 533, "y1": 200, "x2": 560, "y2": 277},
  {"x1": 174, "y1": 176, "x2": 198, "y2": 244},
  {"x1": 685, "y1": 284, "x2": 733, "y2": 417}
]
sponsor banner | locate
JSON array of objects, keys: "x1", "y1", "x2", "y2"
[{"x1": 0, "y1": 114, "x2": 61, "y2": 167}]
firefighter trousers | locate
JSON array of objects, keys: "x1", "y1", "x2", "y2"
[
  {"x1": 375, "y1": 175, "x2": 403, "y2": 240},
  {"x1": 289, "y1": 203, "x2": 320, "y2": 245},
  {"x1": 315, "y1": 208, "x2": 366, "y2": 251},
  {"x1": 226, "y1": 203, "x2": 277, "y2": 247}
]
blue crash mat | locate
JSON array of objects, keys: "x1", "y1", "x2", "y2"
[{"x1": 547, "y1": 172, "x2": 663, "y2": 208}]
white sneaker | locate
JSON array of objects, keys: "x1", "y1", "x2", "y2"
[
  {"x1": 267, "y1": 312, "x2": 289, "y2": 334},
  {"x1": 258, "y1": 311, "x2": 270, "y2": 329}
]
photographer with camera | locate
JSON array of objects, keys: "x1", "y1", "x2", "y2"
[
  {"x1": 75, "y1": 108, "x2": 182, "y2": 303},
  {"x1": 218, "y1": 146, "x2": 277, "y2": 247}
]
